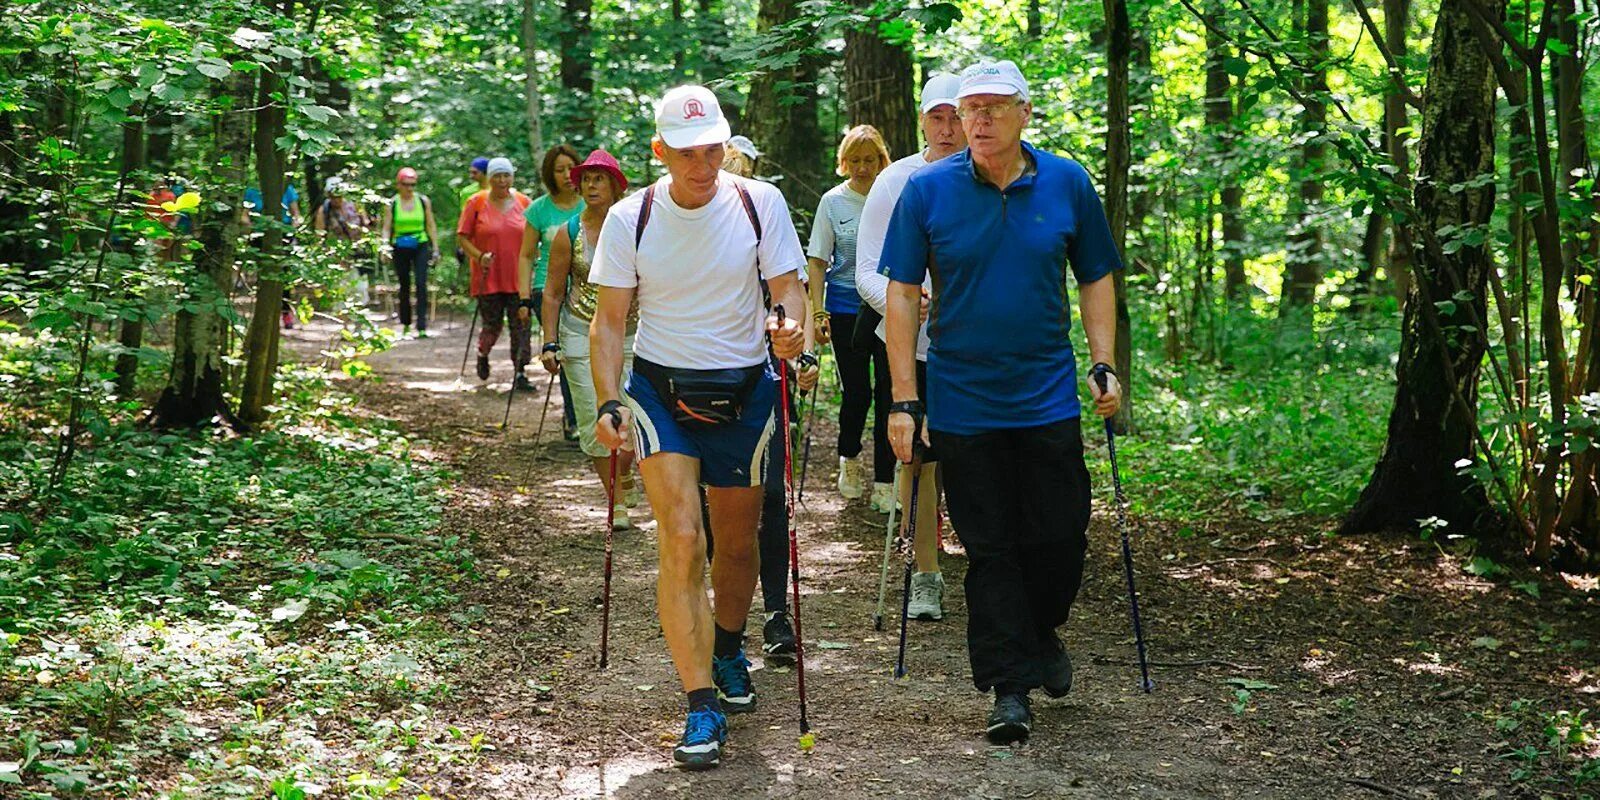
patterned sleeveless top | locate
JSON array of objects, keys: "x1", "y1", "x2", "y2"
[{"x1": 565, "y1": 215, "x2": 637, "y2": 327}]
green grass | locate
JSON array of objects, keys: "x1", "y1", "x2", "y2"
[
  {"x1": 0, "y1": 355, "x2": 479, "y2": 798},
  {"x1": 1098, "y1": 310, "x2": 1398, "y2": 525}
]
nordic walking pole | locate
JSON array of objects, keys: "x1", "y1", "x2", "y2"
[
  {"x1": 600, "y1": 450, "x2": 618, "y2": 669},
  {"x1": 894, "y1": 448, "x2": 925, "y2": 679},
  {"x1": 501, "y1": 369, "x2": 518, "y2": 430},
  {"x1": 1095, "y1": 368, "x2": 1154, "y2": 693},
  {"x1": 519, "y1": 370, "x2": 560, "y2": 486},
  {"x1": 772, "y1": 305, "x2": 810, "y2": 738},
  {"x1": 797, "y1": 383, "x2": 818, "y2": 503},
  {"x1": 457, "y1": 305, "x2": 480, "y2": 380},
  {"x1": 873, "y1": 461, "x2": 901, "y2": 631}
]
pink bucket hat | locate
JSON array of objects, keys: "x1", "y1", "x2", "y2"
[{"x1": 568, "y1": 149, "x2": 629, "y2": 194}]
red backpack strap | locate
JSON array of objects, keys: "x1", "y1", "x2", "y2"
[{"x1": 635, "y1": 184, "x2": 656, "y2": 250}]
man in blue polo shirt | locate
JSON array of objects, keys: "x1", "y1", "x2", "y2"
[{"x1": 881, "y1": 60, "x2": 1124, "y2": 745}]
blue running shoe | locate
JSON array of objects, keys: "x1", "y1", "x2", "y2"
[
  {"x1": 673, "y1": 706, "x2": 727, "y2": 770},
  {"x1": 712, "y1": 650, "x2": 757, "y2": 714}
]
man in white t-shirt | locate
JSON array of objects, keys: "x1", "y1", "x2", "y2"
[
  {"x1": 588, "y1": 85, "x2": 814, "y2": 771},
  {"x1": 854, "y1": 71, "x2": 966, "y2": 623}
]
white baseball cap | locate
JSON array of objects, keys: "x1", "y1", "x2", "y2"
[
  {"x1": 919, "y1": 72, "x2": 962, "y2": 113},
  {"x1": 486, "y1": 157, "x2": 515, "y2": 176},
  {"x1": 656, "y1": 85, "x2": 732, "y2": 149},
  {"x1": 728, "y1": 135, "x2": 763, "y2": 160},
  {"x1": 323, "y1": 176, "x2": 345, "y2": 195},
  {"x1": 957, "y1": 60, "x2": 1030, "y2": 101}
]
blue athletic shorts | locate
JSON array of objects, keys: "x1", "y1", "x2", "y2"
[{"x1": 624, "y1": 361, "x2": 778, "y2": 488}]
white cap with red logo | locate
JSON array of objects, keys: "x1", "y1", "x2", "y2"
[{"x1": 655, "y1": 85, "x2": 732, "y2": 149}]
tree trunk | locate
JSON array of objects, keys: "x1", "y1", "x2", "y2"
[
  {"x1": 153, "y1": 71, "x2": 255, "y2": 428},
  {"x1": 1348, "y1": 208, "x2": 1385, "y2": 311},
  {"x1": 238, "y1": 28, "x2": 293, "y2": 429},
  {"x1": 113, "y1": 119, "x2": 147, "y2": 399},
  {"x1": 1205, "y1": 1, "x2": 1246, "y2": 300},
  {"x1": 1549, "y1": 0, "x2": 1598, "y2": 563},
  {"x1": 1027, "y1": 0, "x2": 1042, "y2": 38},
  {"x1": 694, "y1": 0, "x2": 742, "y2": 132},
  {"x1": 557, "y1": 0, "x2": 594, "y2": 145},
  {"x1": 1383, "y1": 0, "x2": 1413, "y2": 304},
  {"x1": 745, "y1": 0, "x2": 826, "y2": 208},
  {"x1": 524, "y1": 0, "x2": 546, "y2": 160},
  {"x1": 1342, "y1": 0, "x2": 1500, "y2": 537},
  {"x1": 1282, "y1": 0, "x2": 1328, "y2": 312},
  {"x1": 1104, "y1": 0, "x2": 1133, "y2": 433},
  {"x1": 843, "y1": 0, "x2": 916, "y2": 159}
]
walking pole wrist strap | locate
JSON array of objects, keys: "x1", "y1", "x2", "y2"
[
  {"x1": 1090, "y1": 362, "x2": 1116, "y2": 392},
  {"x1": 599, "y1": 399, "x2": 624, "y2": 429}
]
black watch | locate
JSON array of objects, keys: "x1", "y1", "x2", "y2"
[
  {"x1": 519, "y1": 297, "x2": 536, "y2": 310},
  {"x1": 542, "y1": 341, "x2": 561, "y2": 354},
  {"x1": 888, "y1": 399, "x2": 924, "y2": 417}
]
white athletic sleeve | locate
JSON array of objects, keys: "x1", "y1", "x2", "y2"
[
  {"x1": 857, "y1": 158, "x2": 930, "y2": 359},
  {"x1": 807, "y1": 192, "x2": 835, "y2": 263},
  {"x1": 855, "y1": 174, "x2": 897, "y2": 317},
  {"x1": 754, "y1": 182, "x2": 805, "y2": 281},
  {"x1": 588, "y1": 199, "x2": 640, "y2": 288}
]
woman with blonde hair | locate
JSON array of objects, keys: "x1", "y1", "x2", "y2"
[{"x1": 807, "y1": 124, "x2": 892, "y2": 508}]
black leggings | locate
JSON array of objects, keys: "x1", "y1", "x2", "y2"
[
  {"x1": 394, "y1": 243, "x2": 431, "y2": 330},
  {"x1": 831, "y1": 313, "x2": 892, "y2": 483}
]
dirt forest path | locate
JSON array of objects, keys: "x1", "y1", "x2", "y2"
[{"x1": 289, "y1": 313, "x2": 1589, "y2": 799}]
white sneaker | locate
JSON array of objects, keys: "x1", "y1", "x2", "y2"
[
  {"x1": 612, "y1": 504, "x2": 632, "y2": 531},
  {"x1": 907, "y1": 572, "x2": 944, "y2": 620},
  {"x1": 837, "y1": 456, "x2": 864, "y2": 499},
  {"x1": 869, "y1": 482, "x2": 897, "y2": 513}
]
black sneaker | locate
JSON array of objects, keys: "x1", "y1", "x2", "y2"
[
  {"x1": 762, "y1": 611, "x2": 796, "y2": 667},
  {"x1": 513, "y1": 371, "x2": 533, "y2": 392},
  {"x1": 475, "y1": 354, "x2": 490, "y2": 380},
  {"x1": 711, "y1": 650, "x2": 757, "y2": 714},
  {"x1": 986, "y1": 693, "x2": 1032, "y2": 744},
  {"x1": 1042, "y1": 651, "x2": 1073, "y2": 698},
  {"x1": 673, "y1": 706, "x2": 727, "y2": 770}
]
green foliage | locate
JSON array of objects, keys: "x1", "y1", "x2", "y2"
[
  {"x1": 0, "y1": 356, "x2": 474, "y2": 796},
  {"x1": 1092, "y1": 305, "x2": 1398, "y2": 521}
]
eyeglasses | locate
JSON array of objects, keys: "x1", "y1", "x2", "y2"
[
  {"x1": 956, "y1": 99, "x2": 1024, "y2": 121},
  {"x1": 399, "y1": 181, "x2": 417, "y2": 187}
]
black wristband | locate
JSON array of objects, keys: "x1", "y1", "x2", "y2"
[
  {"x1": 542, "y1": 341, "x2": 561, "y2": 354},
  {"x1": 889, "y1": 399, "x2": 924, "y2": 416},
  {"x1": 598, "y1": 399, "x2": 624, "y2": 428},
  {"x1": 519, "y1": 297, "x2": 536, "y2": 310},
  {"x1": 796, "y1": 351, "x2": 819, "y2": 370}
]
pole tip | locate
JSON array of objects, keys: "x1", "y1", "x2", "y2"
[{"x1": 798, "y1": 731, "x2": 815, "y2": 751}]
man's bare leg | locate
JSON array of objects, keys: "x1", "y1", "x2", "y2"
[{"x1": 640, "y1": 452, "x2": 715, "y2": 693}]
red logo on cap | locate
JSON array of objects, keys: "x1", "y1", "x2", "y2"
[{"x1": 683, "y1": 98, "x2": 707, "y2": 120}]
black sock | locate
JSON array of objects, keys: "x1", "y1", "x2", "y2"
[
  {"x1": 714, "y1": 623, "x2": 744, "y2": 658},
  {"x1": 687, "y1": 687, "x2": 719, "y2": 713}
]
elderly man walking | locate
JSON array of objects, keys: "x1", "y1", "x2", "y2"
[
  {"x1": 881, "y1": 60, "x2": 1125, "y2": 744},
  {"x1": 589, "y1": 85, "x2": 813, "y2": 770}
]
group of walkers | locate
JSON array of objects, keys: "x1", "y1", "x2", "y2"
[
  {"x1": 533, "y1": 60, "x2": 1124, "y2": 771},
  {"x1": 241, "y1": 57, "x2": 1124, "y2": 772}
]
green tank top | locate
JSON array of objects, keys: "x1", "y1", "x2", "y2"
[{"x1": 392, "y1": 195, "x2": 429, "y2": 243}]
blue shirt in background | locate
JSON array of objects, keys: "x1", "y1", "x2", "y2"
[
  {"x1": 244, "y1": 184, "x2": 300, "y2": 225},
  {"x1": 880, "y1": 142, "x2": 1122, "y2": 435}
]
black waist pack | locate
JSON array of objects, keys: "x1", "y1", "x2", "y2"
[{"x1": 636, "y1": 358, "x2": 763, "y2": 427}]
